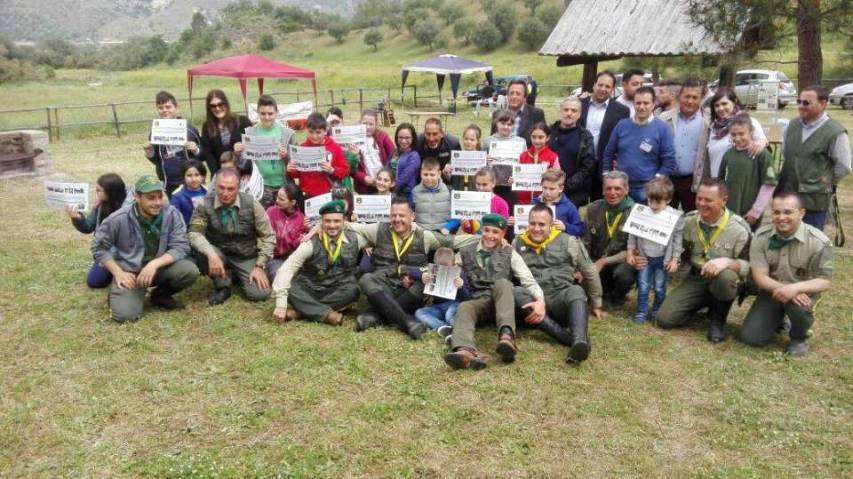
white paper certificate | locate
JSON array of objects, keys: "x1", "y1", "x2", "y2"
[
  {"x1": 289, "y1": 145, "x2": 327, "y2": 172},
  {"x1": 511, "y1": 163, "x2": 547, "y2": 191},
  {"x1": 621, "y1": 204, "x2": 682, "y2": 246},
  {"x1": 359, "y1": 140, "x2": 383, "y2": 177},
  {"x1": 241, "y1": 134, "x2": 280, "y2": 163},
  {"x1": 44, "y1": 181, "x2": 89, "y2": 210},
  {"x1": 332, "y1": 125, "x2": 367, "y2": 145},
  {"x1": 450, "y1": 191, "x2": 492, "y2": 220},
  {"x1": 150, "y1": 119, "x2": 187, "y2": 146},
  {"x1": 354, "y1": 194, "x2": 392, "y2": 223},
  {"x1": 488, "y1": 139, "x2": 526, "y2": 160},
  {"x1": 304, "y1": 192, "x2": 334, "y2": 221},
  {"x1": 451, "y1": 150, "x2": 487, "y2": 176},
  {"x1": 423, "y1": 264, "x2": 462, "y2": 300},
  {"x1": 513, "y1": 204, "x2": 556, "y2": 234}
]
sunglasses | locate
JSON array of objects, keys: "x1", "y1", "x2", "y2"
[
  {"x1": 209, "y1": 102, "x2": 226, "y2": 110},
  {"x1": 796, "y1": 99, "x2": 812, "y2": 106}
]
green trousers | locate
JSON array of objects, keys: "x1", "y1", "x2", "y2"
[
  {"x1": 289, "y1": 279, "x2": 360, "y2": 322},
  {"x1": 740, "y1": 291, "x2": 815, "y2": 345},
  {"x1": 514, "y1": 284, "x2": 587, "y2": 328},
  {"x1": 196, "y1": 246, "x2": 271, "y2": 302},
  {"x1": 451, "y1": 279, "x2": 515, "y2": 352},
  {"x1": 109, "y1": 259, "x2": 199, "y2": 323},
  {"x1": 358, "y1": 272, "x2": 425, "y2": 306},
  {"x1": 656, "y1": 269, "x2": 740, "y2": 329}
]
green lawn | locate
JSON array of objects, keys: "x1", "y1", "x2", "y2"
[{"x1": 0, "y1": 100, "x2": 852, "y2": 476}]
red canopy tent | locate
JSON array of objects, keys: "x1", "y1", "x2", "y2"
[{"x1": 186, "y1": 54, "x2": 318, "y2": 117}]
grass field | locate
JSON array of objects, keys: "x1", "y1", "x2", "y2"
[{"x1": 0, "y1": 93, "x2": 851, "y2": 476}]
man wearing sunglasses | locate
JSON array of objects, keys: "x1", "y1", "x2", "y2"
[{"x1": 777, "y1": 86, "x2": 851, "y2": 230}]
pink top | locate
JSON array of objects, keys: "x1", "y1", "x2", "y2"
[
  {"x1": 516, "y1": 145, "x2": 561, "y2": 205},
  {"x1": 491, "y1": 194, "x2": 510, "y2": 219},
  {"x1": 265, "y1": 206, "x2": 307, "y2": 258}
]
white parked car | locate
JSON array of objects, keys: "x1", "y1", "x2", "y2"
[
  {"x1": 829, "y1": 83, "x2": 853, "y2": 110},
  {"x1": 733, "y1": 69, "x2": 797, "y2": 108}
]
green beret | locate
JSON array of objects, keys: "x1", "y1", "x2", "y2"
[
  {"x1": 135, "y1": 175, "x2": 164, "y2": 194},
  {"x1": 319, "y1": 200, "x2": 346, "y2": 216},
  {"x1": 481, "y1": 213, "x2": 507, "y2": 230}
]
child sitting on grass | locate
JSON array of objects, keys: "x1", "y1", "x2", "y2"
[{"x1": 412, "y1": 247, "x2": 472, "y2": 343}]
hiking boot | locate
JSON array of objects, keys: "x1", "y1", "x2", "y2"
[
  {"x1": 324, "y1": 310, "x2": 343, "y2": 326},
  {"x1": 285, "y1": 308, "x2": 302, "y2": 322},
  {"x1": 355, "y1": 311, "x2": 382, "y2": 332},
  {"x1": 495, "y1": 328, "x2": 517, "y2": 363},
  {"x1": 208, "y1": 287, "x2": 232, "y2": 306},
  {"x1": 785, "y1": 340, "x2": 809, "y2": 357},
  {"x1": 150, "y1": 289, "x2": 184, "y2": 310},
  {"x1": 444, "y1": 348, "x2": 487, "y2": 370}
]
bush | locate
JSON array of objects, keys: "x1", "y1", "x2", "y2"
[
  {"x1": 517, "y1": 17, "x2": 550, "y2": 50},
  {"x1": 488, "y1": 1, "x2": 517, "y2": 42},
  {"x1": 364, "y1": 28, "x2": 383, "y2": 52},
  {"x1": 438, "y1": 3, "x2": 462, "y2": 26},
  {"x1": 327, "y1": 21, "x2": 351, "y2": 43},
  {"x1": 404, "y1": 7, "x2": 430, "y2": 35},
  {"x1": 453, "y1": 18, "x2": 477, "y2": 46},
  {"x1": 259, "y1": 34, "x2": 275, "y2": 51},
  {"x1": 413, "y1": 17, "x2": 440, "y2": 50},
  {"x1": 537, "y1": 5, "x2": 564, "y2": 31},
  {"x1": 474, "y1": 21, "x2": 503, "y2": 52}
]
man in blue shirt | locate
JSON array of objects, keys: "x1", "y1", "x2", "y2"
[
  {"x1": 658, "y1": 79, "x2": 710, "y2": 212},
  {"x1": 603, "y1": 86, "x2": 676, "y2": 203}
]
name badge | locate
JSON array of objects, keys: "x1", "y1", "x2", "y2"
[{"x1": 639, "y1": 141, "x2": 653, "y2": 153}]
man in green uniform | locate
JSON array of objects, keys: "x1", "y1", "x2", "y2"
[
  {"x1": 777, "y1": 85, "x2": 851, "y2": 230},
  {"x1": 582, "y1": 170, "x2": 635, "y2": 305},
  {"x1": 656, "y1": 178, "x2": 751, "y2": 342},
  {"x1": 346, "y1": 196, "x2": 479, "y2": 339},
  {"x1": 444, "y1": 214, "x2": 546, "y2": 370},
  {"x1": 189, "y1": 169, "x2": 276, "y2": 305},
  {"x1": 92, "y1": 175, "x2": 200, "y2": 322},
  {"x1": 741, "y1": 192, "x2": 833, "y2": 356},
  {"x1": 271, "y1": 200, "x2": 361, "y2": 326},
  {"x1": 513, "y1": 204, "x2": 606, "y2": 364}
]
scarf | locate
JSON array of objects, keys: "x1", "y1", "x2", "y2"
[
  {"x1": 711, "y1": 110, "x2": 745, "y2": 140},
  {"x1": 519, "y1": 228, "x2": 562, "y2": 255},
  {"x1": 768, "y1": 233, "x2": 795, "y2": 251}
]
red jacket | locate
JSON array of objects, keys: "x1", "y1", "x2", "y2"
[
  {"x1": 288, "y1": 136, "x2": 349, "y2": 198},
  {"x1": 353, "y1": 129, "x2": 396, "y2": 193},
  {"x1": 516, "y1": 145, "x2": 560, "y2": 204}
]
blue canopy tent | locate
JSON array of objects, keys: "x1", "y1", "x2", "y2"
[{"x1": 401, "y1": 54, "x2": 494, "y2": 106}]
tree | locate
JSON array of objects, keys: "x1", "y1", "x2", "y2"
[
  {"x1": 364, "y1": 28, "x2": 383, "y2": 51},
  {"x1": 256, "y1": 0, "x2": 275, "y2": 15},
  {"x1": 474, "y1": 21, "x2": 503, "y2": 51},
  {"x1": 453, "y1": 18, "x2": 477, "y2": 45},
  {"x1": 354, "y1": 0, "x2": 389, "y2": 28},
  {"x1": 388, "y1": 2, "x2": 404, "y2": 32},
  {"x1": 259, "y1": 34, "x2": 275, "y2": 51},
  {"x1": 327, "y1": 20, "x2": 351, "y2": 43},
  {"x1": 517, "y1": 17, "x2": 549, "y2": 50},
  {"x1": 524, "y1": 0, "x2": 544, "y2": 15},
  {"x1": 438, "y1": 3, "x2": 462, "y2": 26},
  {"x1": 685, "y1": 0, "x2": 852, "y2": 87},
  {"x1": 190, "y1": 11, "x2": 208, "y2": 33},
  {"x1": 537, "y1": 5, "x2": 563, "y2": 31},
  {"x1": 404, "y1": 7, "x2": 430, "y2": 35},
  {"x1": 488, "y1": 1, "x2": 517, "y2": 42},
  {"x1": 414, "y1": 17, "x2": 440, "y2": 50}
]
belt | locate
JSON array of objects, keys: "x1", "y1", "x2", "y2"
[{"x1": 671, "y1": 174, "x2": 693, "y2": 180}]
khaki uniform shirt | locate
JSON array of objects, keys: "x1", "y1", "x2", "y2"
[
  {"x1": 455, "y1": 243, "x2": 545, "y2": 301},
  {"x1": 749, "y1": 223, "x2": 833, "y2": 285},
  {"x1": 682, "y1": 209, "x2": 751, "y2": 280}
]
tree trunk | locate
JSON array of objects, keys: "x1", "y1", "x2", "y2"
[
  {"x1": 719, "y1": 63, "x2": 735, "y2": 88},
  {"x1": 796, "y1": 0, "x2": 823, "y2": 87}
]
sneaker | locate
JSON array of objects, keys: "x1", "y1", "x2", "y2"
[
  {"x1": 444, "y1": 334, "x2": 453, "y2": 345},
  {"x1": 632, "y1": 312, "x2": 647, "y2": 325},
  {"x1": 437, "y1": 325, "x2": 453, "y2": 339}
]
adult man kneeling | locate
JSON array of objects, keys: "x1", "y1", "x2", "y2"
[
  {"x1": 513, "y1": 204, "x2": 606, "y2": 364},
  {"x1": 92, "y1": 175, "x2": 199, "y2": 322},
  {"x1": 444, "y1": 214, "x2": 546, "y2": 370},
  {"x1": 656, "y1": 178, "x2": 751, "y2": 342},
  {"x1": 271, "y1": 200, "x2": 360, "y2": 326},
  {"x1": 189, "y1": 168, "x2": 276, "y2": 305}
]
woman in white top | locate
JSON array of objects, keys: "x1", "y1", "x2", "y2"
[{"x1": 701, "y1": 87, "x2": 768, "y2": 180}]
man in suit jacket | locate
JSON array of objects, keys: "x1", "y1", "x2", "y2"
[
  {"x1": 491, "y1": 79, "x2": 546, "y2": 147},
  {"x1": 579, "y1": 71, "x2": 630, "y2": 201}
]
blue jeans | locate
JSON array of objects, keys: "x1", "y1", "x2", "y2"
[
  {"x1": 629, "y1": 184, "x2": 647, "y2": 204},
  {"x1": 803, "y1": 210, "x2": 827, "y2": 231},
  {"x1": 87, "y1": 262, "x2": 112, "y2": 289},
  {"x1": 636, "y1": 256, "x2": 667, "y2": 315},
  {"x1": 414, "y1": 301, "x2": 459, "y2": 329}
]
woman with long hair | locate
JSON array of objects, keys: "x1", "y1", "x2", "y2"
[
  {"x1": 200, "y1": 89, "x2": 252, "y2": 176},
  {"x1": 699, "y1": 87, "x2": 768, "y2": 181}
]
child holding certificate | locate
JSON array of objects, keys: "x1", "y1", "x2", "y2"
[
  {"x1": 449, "y1": 124, "x2": 483, "y2": 191},
  {"x1": 483, "y1": 110, "x2": 526, "y2": 209},
  {"x1": 626, "y1": 177, "x2": 685, "y2": 324},
  {"x1": 412, "y1": 247, "x2": 472, "y2": 342},
  {"x1": 516, "y1": 122, "x2": 560, "y2": 205},
  {"x1": 286, "y1": 113, "x2": 350, "y2": 199},
  {"x1": 246, "y1": 95, "x2": 296, "y2": 207},
  {"x1": 411, "y1": 157, "x2": 451, "y2": 231},
  {"x1": 442, "y1": 167, "x2": 509, "y2": 234}
]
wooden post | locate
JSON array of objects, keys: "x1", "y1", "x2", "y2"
[
  {"x1": 329, "y1": 90, "x2": 335, "y2": 106},
  {"x1": 53, "y1": 108, "x2": 60, "y2": 141},
  {"x1": 45, "y1": 108, "x2": 52, "y2": 142},
  {"x1": 111, "y1": 103, "x2": 121, "y2": 138},
  {"x1": 359, "y1": 89, "x2": 364, "y2": 113},
  {"x1": 581, "y1": 62, "x2": 599, "y2": 93},
  {"x1": 413, "y1": 85, "x2": 418, "y2": 107}
]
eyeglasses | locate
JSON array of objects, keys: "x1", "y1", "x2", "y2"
[
  {"x1": 209, "y1": 102, "x2": 226, "y2": 110},
  {"x1": 796, "y1": 100, "x2": 812, "y2": 106}
]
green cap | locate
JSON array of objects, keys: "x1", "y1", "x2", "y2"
[
  {"x1": 319, "y1": 200, "x2": 347, "y2": 216},
  {"x1": 135, "y1": 175, "x2": 164, "y2": 194},
  {"x1": 481, "y1": 213, "x2": 507, "y2": 230}
]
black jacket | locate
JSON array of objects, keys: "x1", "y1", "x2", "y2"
[
  {"x1": 490, "y1": 105, "x2": 546, "y2": 147},
  {"x1": 200, "y1": 115, "x2": 253, "y2": 175},
  {"x1": 549, "y1": 121, "x2": 596, "y2": 206},
  {"x1": 579, "y1": 97, "x2": 630, "y2": 162},
  {"x1": 415, "y1": 133, "x2": 461, "y2": 171}
]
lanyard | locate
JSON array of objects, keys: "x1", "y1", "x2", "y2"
[
  {"x1": 696, "y1": 209, "x2": 730, "y2": 265},
  {"x1": 321, "y1": 232, "x2": 344, "y2": 265},
  {"x1": 605, "y1": 210, "x2": 623, "y2": 239},
  {"x1": 391, "y1": 230, "x2": 415, "y2": 274}
]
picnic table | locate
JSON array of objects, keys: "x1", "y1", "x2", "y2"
[{"x1": 403, "y1": 111, "x2": 455, "y2": 127}]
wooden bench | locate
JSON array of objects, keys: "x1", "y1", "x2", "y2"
[{"x1": 0, "y1": 149, "x2": 41, "y2": 179}]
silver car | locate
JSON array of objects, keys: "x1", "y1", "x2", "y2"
[
  {"x1": 733, "y1": 69, "x2": 798, "y2": 108},
  {"x1": 829, "y1": 83, "x2": 853, "y2": 110}
]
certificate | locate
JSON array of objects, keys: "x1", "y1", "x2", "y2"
[
  {"x1": 451, "y1": 150, "x2": 487, "y2": 176},
  {"x1": 488, "y1": 139, "x2": 526, "y2": 160},
  {"x1": 450, "y1": 191, "x2": 492, "y2": 220},
  {"x1": 511, "y1": 163, "x2": 547, "y2": 191},
  {"x1": 354, "y1": 194, "x2": 392, "y2": 223},
  {"x1": 359, "y1": 139, "x2": 383, "y2": 177},
  {"x1": 513, "y1": 204, "x2": 555, "y2": 234},
  {"x1": 241, "y1": 134, "x2": 280, "y2": 163},
  {"x1": 621, "y1": 204, "x2": 683, "y2": 246},
  {"x1": 289, "y1": 145, "x2": 327, "y2": 172},
  {"x1": 304, "y1": 192, "x2": 334, "y2": 221},
  {"x1": 423, "y1": 263, "x2": 462, "y2": 300},
  {"x1": 44, "y1": 181, "x2": 89, "y2": 210},
  {"x1": 332, "y1": 125, "x2": 367, "y2": 145},
  {"x1": 150, "y1": 119, "x2": 187, "y2": 146}
]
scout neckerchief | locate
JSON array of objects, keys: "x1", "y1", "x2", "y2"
[
  {"x1": 519, "y1": 228, "x2": 561, "y2": 255},
  {"x1": 391, "y1": 229, "x2": 415, "y2": 275},
  {"x1": 696, "y1": 209, "x2": 731, "y2": 266},
  {"x1": 768, "y1": 233, "x2": 795, "y2": 250},
  {"x1": 321, "y1": 231, "x2": 344, "y2": 265},
  {"x1": 605, "y1": 196, "x2": 634, "y2": 239}
]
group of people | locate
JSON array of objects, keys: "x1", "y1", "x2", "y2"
[{"x1": 66, "y1": 71, "x2": 849, "y2": 368}]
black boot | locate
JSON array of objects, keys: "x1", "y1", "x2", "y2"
[
  {"x1": 366, "y1": 291, "x2": 426, "y2": 339},
  {"x1": 536, "y1": 315, "x2": 572, "y2": 346},
  {"x1": 707, "y1": 299, "x2": 733, "y2": 343},
  {"x1": 355, "y1": 310, "x2": 382, "y2": 332},
  {"x1": 567, "y1": 301, "x2": 591, "y2": 363},
  {"x1": 150, "y1": 286, "x2": 185, "y2": 310},
  {"x1": 208, "y1": 286, "x2": 232, "y2": 306},
  {"x1": 395, "y1": 290, "x2": 424, "y2": 314}
]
